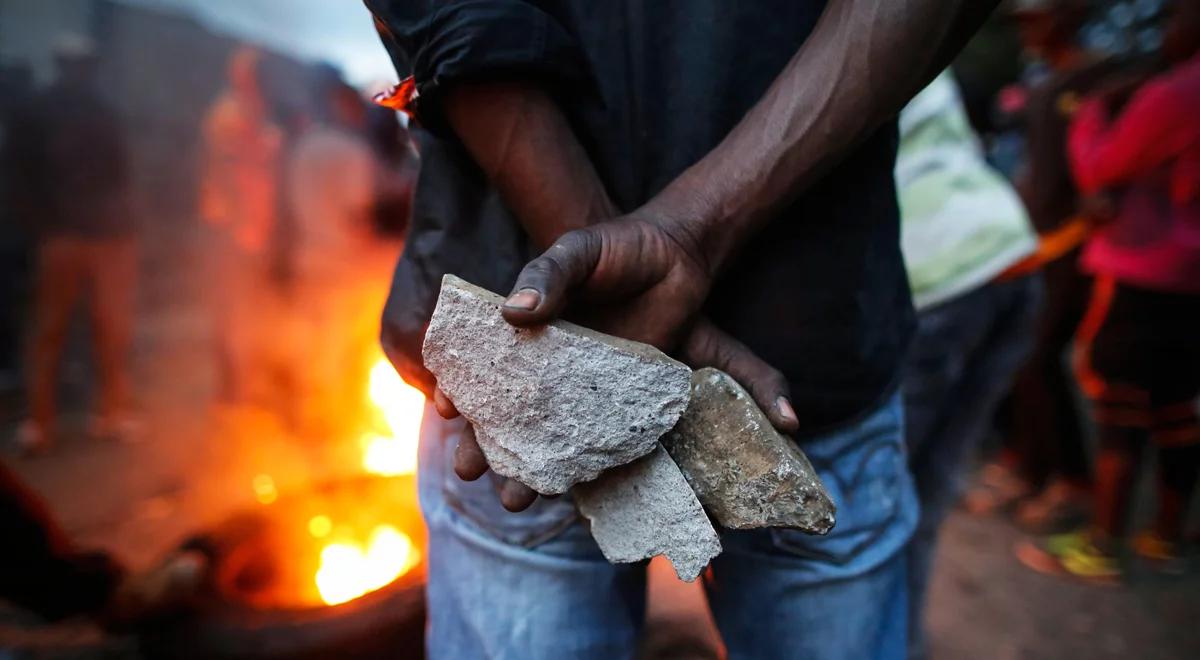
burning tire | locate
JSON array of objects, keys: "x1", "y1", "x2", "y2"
[
  {"x1": 140, "y1": 568, "x2": 424, "y2": 660},
  {"x1": 141, "y1": 476, "x2": 426, "y2": 659}
]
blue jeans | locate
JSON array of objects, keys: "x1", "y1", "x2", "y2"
[
  {"x1": 417, "y1": 393, "x2": 918, "y2": 659},
  {"x1": 901, "y1": 275, "x2": 1040, "y2": 659}
]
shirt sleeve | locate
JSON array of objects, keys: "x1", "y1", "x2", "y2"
[
  {"x1": 1067, "y1": 76, "x2": 1196, "y2": 194},
  {"x1": 366, "y1": 0, "x2": 589, "y2": 133}
]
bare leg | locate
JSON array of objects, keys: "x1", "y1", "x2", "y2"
[
  {"x1": 88, "y1": 238, "x2": 137, "y2": 422},
  {"x1": 27, "y1": 237, "x2": 86, "y2": 436}
]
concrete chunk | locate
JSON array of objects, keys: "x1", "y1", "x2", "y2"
[
  {"x1": 422, "y1": 275, "x2": 692, "y2": 495},
  {"x1": 662, "y1": 368, "x2": 836, "y2": 533},
  {"x1": 573, "y1": 444, "x2": 722, "y2": 581}
]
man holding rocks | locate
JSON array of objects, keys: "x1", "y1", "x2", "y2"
[{"x1": 368, "y1": 1, "x2": 997, "y2": 657}]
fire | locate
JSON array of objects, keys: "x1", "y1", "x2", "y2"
[
  {"x1": 314, "y1": 524, "x2": 421, "y2": 606},
  {"x1": 308, "y1": 515, "x2": 332, "y2": 538},
  {"x1": 226, "y1": 262, "x2": 427, "y2": 609},
  {"x1": 253, "y1": 473, "x2": 278, "y2": 504},
  {"x1": 312, "y1": 355, "x2": 425, "y2": 606},
  {"x1": 361, "y1": 357, "x2": 425, "y2": 476}
]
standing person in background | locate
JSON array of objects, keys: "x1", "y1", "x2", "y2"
[
  {"x1": 1019, "y1": 0, "x2": 1200, "y2": 581},
  {"x1": 200, "y1": 46, "x2": 283, "y2": 405},
  {"x1": 284, "y1": 79, "x2": 409, "y2": 437},
  {"x1": 965, "y1": 0, "x2": 1112, "y2": 531},
  {"x1": 897, "y1": 71, "x2": 1040, "y2": 659},
  {"x1": 8, "y1": 35, "x2": 140, "y2": 454}
]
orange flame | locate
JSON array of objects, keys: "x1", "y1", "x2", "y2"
[
  {"x1": 314, "y1": 524, "x2": 421, "y2": 605},
  {"x1": 253, "y1": 473, "x2": 277, "y2": 504},
  {"x1": 360, "y1": 357, "x2": 425, "y2": 477},
  {"x1": 313, "y1": 356, "x2": 424, "y2": 605}
]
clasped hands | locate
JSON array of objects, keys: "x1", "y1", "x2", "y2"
[{"x1": 434, "y1": 208, "x2": 797, "y2": 511}]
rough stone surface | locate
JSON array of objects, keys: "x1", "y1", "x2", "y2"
[
  {"x1": 422, "y1": 274, "x2": 692, "y2": 495},
  {"x1": 573, "y1": 444, "x2": 722, "y2": 581},
  {"x1": 662, "y1": 368, "x2": 836, "y2": 533}
]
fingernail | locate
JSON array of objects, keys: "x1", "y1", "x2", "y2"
[
  {"x1": 505, "y1": 288, "x2": 541, "y2": 311},
  {"x1": 777, "y1": 397, "x2": 797, "y2": 425}
]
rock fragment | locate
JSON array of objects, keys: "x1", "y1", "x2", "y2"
[
  {"x1": 662, "y1": 368, "x2": 836, "y2": 533},
  {"x1": 422, "y1": 275, "x2": 692, "y2": 495},
  {"x1": 573, "y1": 445, "x2": 722, "y2": 581}
]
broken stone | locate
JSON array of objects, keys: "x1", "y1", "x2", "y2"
[
  {"x1": 573, "y1": 444, "x2": 722, "y2": 581},
  {"x1": 662, "y1": 368, "x2": 836, "y2": 533},
  {"x1": 422, "y1": 274, "x2": 692, "y2": 495}
]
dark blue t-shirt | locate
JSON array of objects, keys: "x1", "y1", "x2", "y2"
[{"x1": 369, "y1": 0, "x2": 915, "y2": 436}]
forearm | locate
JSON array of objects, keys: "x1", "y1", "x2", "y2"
[
  {"x1": 646, "y1": 0, "x2": 998, "y2": 273},
  {"x1": 444, "y1": 82, "x2": 616, "y2": 249}
]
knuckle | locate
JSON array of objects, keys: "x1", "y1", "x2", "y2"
[
  {"x1": 766, "y1": 370, "x2": 789, "y2": 395},
  {"x1": 551, "y1": 229, "x2": 601, "y2": 275},
  {"x1": 520, "y1": 255, "x2": 556, "y2": 281}
]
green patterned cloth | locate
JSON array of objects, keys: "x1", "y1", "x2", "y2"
[{"x1": 897, "y1": 72, "x2": 1036, "y2": 310}]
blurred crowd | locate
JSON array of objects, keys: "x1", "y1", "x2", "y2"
[
  {"x1": 2, "y1": 39, "x2": 417, "y2": 454},
  {"x1": 897, "y1": 0, "x2": 1199, "y2": 653},
  {"x1": 197, "y1": 46, "x2": 415, "y2": 439},
  {"x1": 0, "y1": 0, "x2": 1195, "y2": 653}
]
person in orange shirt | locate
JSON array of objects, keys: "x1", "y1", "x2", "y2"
[{"x1": 199, "y1": 47, "x2": 283, "y2": 404}]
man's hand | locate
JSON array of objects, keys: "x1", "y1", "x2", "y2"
[
  {"x1": 502, "y1": 214, "x2": 801, "y2": 428},
  {"x1": 501, "y1": 211, "x2": 710, "y2": 351}
]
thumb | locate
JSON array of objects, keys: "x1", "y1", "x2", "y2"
[
  {"x1": 502, "y1": 229, "x2": 601, "y2": 326},
  {"x1": 680, "y1": 317, "x2": 799, "y2": 434}
]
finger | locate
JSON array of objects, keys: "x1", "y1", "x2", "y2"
[
  {"x1": 681, "y1": 318, "x2": 799, "y2": 434},
  {"x1": 499, "y1": 479, "x2": 538, "y2": 512},
  {"x1": 502, "y1": 229, "x2": 602, "y2": 327},
  {"x1": 453, "y1": 424, "x2": 489, "y2": 481},
  {"x1": 433, "y1": 387, "x2": 459, "y2": 419}
]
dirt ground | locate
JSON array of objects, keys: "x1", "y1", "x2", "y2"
[{"x1": 1, "y1": 231, "x2": 1198, "y2": 658}]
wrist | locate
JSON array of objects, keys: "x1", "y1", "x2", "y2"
[
  {"x1": 640, "y1": 174, "x2": 740, "y2": 280},
  {"x1": 630, "y1": 200, "x2": 710, "y2": 283}
]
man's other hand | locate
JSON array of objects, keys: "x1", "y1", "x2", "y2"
[{"x1": 432, "y1": 386, "x2": 544, "y2": 512}]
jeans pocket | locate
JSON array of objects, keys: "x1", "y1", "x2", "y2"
[
  {"x1": 769, "y1": 399, "x2": 912, "y2": 568},
  {"x1": 432, "y1": 419, "x2": 581, "y2": 548}
]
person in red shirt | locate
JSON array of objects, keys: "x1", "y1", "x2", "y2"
[{"x1": 1018, "y1": 0, "x2": 1200, "y2": 580}]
